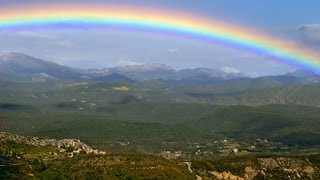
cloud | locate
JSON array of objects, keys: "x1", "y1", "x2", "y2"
[
  {"x1": 116, "y1": 59, "x2": 142, "y2": 66},
  {"x1": 298, "y1": 24, "x2": 320, "y2": 33},
  {"x1": 296, "y1": 24, "x2": 320, "y2": 45},
  {"x1": 167, "y1": 48, "x2": 179, "y2": 54},
  {"x1": 246, "y1": 72, "x2": 259, "y2": 78},
  {"x1": 220, "y1": 66, "x2": 240, "y2": 74}
]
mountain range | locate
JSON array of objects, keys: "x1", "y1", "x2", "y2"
[
  {"x1": 0, "y1": 52, "x2": 245, "y2": 82},
  {"x1": 0, "y1": 52, "x2": 319, "y2": 84}
]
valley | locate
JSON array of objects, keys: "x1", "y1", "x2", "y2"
[
  {"x1": 1, "y1": 53, "x2": 320, "y2": 179},
  {"x1": 1, "y1": 79, "x2": 320, "y2": 155}
]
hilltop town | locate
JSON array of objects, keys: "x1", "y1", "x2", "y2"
[{"x1": 0, "y1": 132, "x2": 105, "y2": 156}]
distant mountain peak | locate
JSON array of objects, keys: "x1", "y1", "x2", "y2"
[
  {"x1": 93, "y1": 72, "x2": 135, "y2": 83},
  {"x1": 0, "y1": 52, "x2": 81, "y2": 80},
  {"x1": 116, "y1": 63, "x2": 175, "y2": 72},
  {"x1": 2, "y1": 52, "x2": 29, "y2": 56},
  {"x1": 0, "y1": 52, "x2": 46, "y2": 65},
  {"x1": 0, "y1": 52, "x2": 33, "y2": 60},
  {"x1": 287, "y1": 69, "x2": 319, "y2": 77}
]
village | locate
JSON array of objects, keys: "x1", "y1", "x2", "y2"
[{"x1": 0, "y1": 132, "x2": 106, "y2": 157}]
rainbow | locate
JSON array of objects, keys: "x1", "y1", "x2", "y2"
[{"x1": 0, "y1": 4, "x2": 320, "y2": 73}]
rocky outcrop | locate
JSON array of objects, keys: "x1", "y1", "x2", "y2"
[
  {"x1": 194, "y1": 155, "x2": 319, "y2": 180},
  {"x1": 210, "y1": 171, "x2": 244, "y2": 180}
]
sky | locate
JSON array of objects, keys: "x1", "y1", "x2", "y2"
[{"x1": 1, "y1": 0, "x2": 320, "y2": 76}]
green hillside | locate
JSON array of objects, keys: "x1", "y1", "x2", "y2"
[
  {"x1": 1, "y1": 133, "x2": 320, "y2": 179},
  {"x1": 1, "y1": 80, "x2": 320, "y2": 154},
  {"x1": 214, "y1": 84, "x2": 320, "y2": 106},
  {"x1": 0, "y1": 139, "x2": 193, "y2": 179}
]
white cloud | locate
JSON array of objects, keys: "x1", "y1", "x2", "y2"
[
  {"x1": 220, "y1": 66, "x2": 240, "y2": 74},
  {"x1": 246, "y1": 72, "x2": 259, "y2": 78},
  {"x1": 116, "y1": 59, "x2": 142, "y2": 66},
  {"x1": 167, "y1": 48, "x2": 179, "y2": 53}
]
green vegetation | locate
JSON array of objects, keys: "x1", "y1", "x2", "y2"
[
  {"x1": 1, "y1": 79, "x2": 320, "y2": 179},
  {"x1": 1, "y1": 80, "x2": 320, "y2": 154},
  {"x1": 0, "y1": 141, "x2": 193, "y2": 179},
  {"x1": 195, "y1": 105, "x2": 320, "y2": 146},
  {"x1": 214, "y1": 83, "x2": 320, "y2": 106},
  {"x1": 1, "y1": 139, "x2": 319, "y2": 179}
]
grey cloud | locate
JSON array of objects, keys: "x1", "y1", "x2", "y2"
[{"x1": 297, "y1": 24, "x2": 320, "y2": 45}]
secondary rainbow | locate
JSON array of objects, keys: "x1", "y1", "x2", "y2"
[{"x1": 1, "y1": 4, "x2": 320, "y2": 73}]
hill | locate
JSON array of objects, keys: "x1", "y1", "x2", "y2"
[
  {"x1": 0, "y1": 53, "x2": 82, "y2": 80},
  {"x1": 213, "y1": 83, "x2": 320, "y2": 107},
  {"x1": 92, "y1": 73, "x2": 135, "y2": 83},
  {"x1": 1, "y1": 132, "x2": 320, "y2": 179},
  {"x1": 0, "y1": 132, "x2": 193, "y2": 179}
]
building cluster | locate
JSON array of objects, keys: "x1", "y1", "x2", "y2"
[{"x1": 0, "y1": 132, "x2": 106, "y2": 155}]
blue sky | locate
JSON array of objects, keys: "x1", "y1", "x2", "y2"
[{"x1": 0, "y1": 0, "x2": 320, "y2": 76}]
